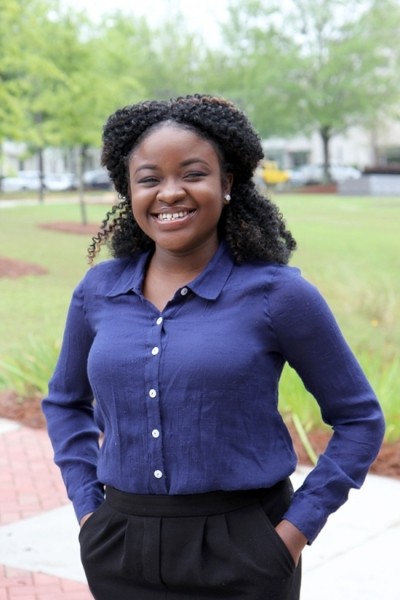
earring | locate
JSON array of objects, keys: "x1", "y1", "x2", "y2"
[{"x1": 224, "y1": 194, "x2": 231, "y2": 205}]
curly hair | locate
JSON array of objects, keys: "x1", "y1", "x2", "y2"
[{"x1": 88, "y1": 94, "x2": 296, "y2": 264}]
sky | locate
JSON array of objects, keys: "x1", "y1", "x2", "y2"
[{"x1": 62, "y1": 0, "x2": 229, "y2": 44}]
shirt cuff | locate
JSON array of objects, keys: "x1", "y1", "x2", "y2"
[{"x1": 73, "y1": 484, "x2": 105, "y2": 523}]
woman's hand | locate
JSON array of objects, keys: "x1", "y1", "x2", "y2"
[
  {"x1": 79, "y1": 512, "x2": 94, "y2": 528},
  {"x1": 275, "y1": 519, "x2": 308, "y2": 566}
]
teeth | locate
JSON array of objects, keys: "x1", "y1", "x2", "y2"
[{"x1": 158, "y1": 211, "x2": 188, "y2": 222}]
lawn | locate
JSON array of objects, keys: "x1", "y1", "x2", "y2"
[
  {"x1": 273, "y1": 193, "x2": 400, "y2": 441},
  {"x1": 0, "y1": 198, "x2": 112, "y2": 356},
  {"x1": 0, "y1": 193, "x2": 399, "y2": 440}
]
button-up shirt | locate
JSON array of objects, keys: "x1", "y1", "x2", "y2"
[{"x1": 42, "y1": 242, "x2": 385, "y2": 542}]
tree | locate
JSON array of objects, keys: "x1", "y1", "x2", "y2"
[
  {"x1": 218, "y1": 0, "x2": 400, "y2": 178},
  {"x1": 209, "y1": 0, "x2": 302, "y2": 137},
  {"x1": 141, "y1": 14, "x2": 207, "y2": 99},
  {"x1": 287, "y1": 0, "x2": 400, "y2": 179},
  {"x1": 42, "y1": 7, "x2": 122, "y2": 222},
  {"x1": 0, "y1": 0, "x2": 32, "y2": 179},
  {"x1": 12, "y1": 0, "x2": 72, "y2": 201},
  {"x1": 94, "y1": 9, "x2": 206, "y2": 103}
]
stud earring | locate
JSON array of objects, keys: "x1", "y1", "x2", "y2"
[{"x1": 224, "y1": 194, "x2": 231, "y2": 205}]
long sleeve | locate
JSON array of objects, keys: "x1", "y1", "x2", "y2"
[
  {"x1": 42, "y1": 280, "x2": 104, "y2": 521},
  {"x1": 268, "y1": 273, "x2": 386, "y2": 542}
]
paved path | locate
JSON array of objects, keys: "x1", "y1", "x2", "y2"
[
  {"x1": 0, "y1": 194, "x2": 115, "y2": 209},
  {"x1": 0, "y1": 419, "x2": 91, "y2": 599},
  {"x1": 0, "y1": 417, "x2": 399, "y2": 599}
]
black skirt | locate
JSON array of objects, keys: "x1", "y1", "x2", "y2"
[{"x1": 79, "y1": 479, "x2": 301, "y2": 600}]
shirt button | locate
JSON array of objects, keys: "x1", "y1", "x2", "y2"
[
  {"x1": 152, "y1": 429, "x2": 160, "y2": 438},
  {"x1": 149, "y1": 389, "x2": 157, "y2": 398},
  {"x1": 156, "y1": 317, "x2": 163, "y2": 325},
  {"x1": 151, "y1": 347, "x2": 159, "y2": 356},
  {"x1": 180, "y1": 287, "x2": 188, "y2": 296},
  {"x1": 154, "y1": 470, "x2": 163, "y2": 479}
]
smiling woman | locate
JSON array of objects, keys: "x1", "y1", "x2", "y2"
[
  {"x1": 42, "y1": 94, "x2": 385, "y2": 600},
  {"x1": 126, "y1": 122, "x2": 233, "y2": 309}
]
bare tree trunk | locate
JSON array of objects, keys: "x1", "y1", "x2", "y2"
[
  {"x1": 320, "y1": 125, "x2": 331, "y2": 183},
  {"x1": 370, "y1": 123, "x2": 379, "y2": 165},
  {"x1": 78, "y1": 144, "x2": 88, "y2": 225},
  {"x1": 0, "y1": 144, "x2": 3, "y2": 192},
  {"x1": 38, "y1": 148, "x2": 45, "y2": 204}
]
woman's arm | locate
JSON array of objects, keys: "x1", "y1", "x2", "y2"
[
  {"x1": 269, "y1": 271, "x2": 385, "y2": 542},
  {"x1": 42, "y1": 280, "x2": 104, "y2": 522}
]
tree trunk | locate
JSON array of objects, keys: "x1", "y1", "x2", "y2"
[
  {"x1": 0, "y1": 144, "x2": 3, "y2": 192},
  {"x1": 78, "y1": 144, "x2": 88, "y2": 225},
  {"x1": 320, "y1": 126, "x2": 331, "y2": 183},
  {"x1": 38, "y1": 148, "x2": 45, "y2": 204}
]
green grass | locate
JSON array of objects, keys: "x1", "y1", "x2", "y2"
[
  {"x1": 1, "y1": 193, "x2": 399, "y2": 441},
  {"x1": 271, "y1": 193, "x2": 400, "y2": 441},
  {"x1": 0, "y1": 198, "x2": 112, "y2": 356}
]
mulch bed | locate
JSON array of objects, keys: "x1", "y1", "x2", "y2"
[
  {"x1": 0, "y1": 221, "x2": 99, "y2": 279},
  {"x1": 38, "y1": 222, "x2": 100, "y2": 236},
  {"x1": 0, "y1": 390, "x2": 46, "y2": 429},
  {"x1": 1, "y1": 222, "x2": 399, "y2": 480},
  {"x1": 0, "y1": 257, "x2": 48, "y2": 279},
  {"x1": 293, "y1": 183, "x2": 338, "y2": 194}
]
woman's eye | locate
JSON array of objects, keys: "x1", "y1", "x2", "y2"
[
  {"x1": 137, "y1": 177, "x2": 158, "y2": 185},
  {"x1": 185, "y1": 171, "x2": 206, "y2": 180}
]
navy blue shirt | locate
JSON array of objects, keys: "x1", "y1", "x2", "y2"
[{"x1": 42, "y1": 242, "x2": 385, "y2": 542}]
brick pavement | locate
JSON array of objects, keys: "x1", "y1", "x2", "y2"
[{"x1": 0, "y1": 422, "x2": 92, "y2": 599}]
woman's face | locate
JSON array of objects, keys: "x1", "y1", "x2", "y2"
[{"x1": 128, "y1": 123, "x2": 232, "y2": 258}]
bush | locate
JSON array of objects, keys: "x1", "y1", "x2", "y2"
[{"x1": 0, "y1": 338, "x2": 60, "y2": 399}]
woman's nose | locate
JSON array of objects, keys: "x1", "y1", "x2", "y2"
[{"x1": 156, "y1": 180, "x2": 186, "y2": 203}]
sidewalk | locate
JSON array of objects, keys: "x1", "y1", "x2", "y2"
[
  {"x1": 0, "y1": 419, "x2": 91, "y2": 599},
  {"x1": 0, "y1": 417, "x2": 399, "y2": 600}
]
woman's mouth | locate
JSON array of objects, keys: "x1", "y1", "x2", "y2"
[{"x1": 154, "y1": 209, "x2": 195, "y2": 222}]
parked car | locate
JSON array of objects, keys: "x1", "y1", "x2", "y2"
[
  {"x1": 1, "y1": 170, "x2": 77, "y2": 192},
  {"x1": 2, "y1": 171, "x2": 42, "y2": 192},
  {"x1": 254, "y1": 160, "x2": 290, "y2": 192},
  {"x1": 288, "y1": 164, "x2": 362, "y2": 186},
  {"x1": 261, "y1": 160, "x2": 291, "y2": 185},
  {"x1": 46, "y1": 172, "x2": 77, "y2": 191},
  {"x1": 83, "y1": 169, "x2": 112, "y2": 189}
]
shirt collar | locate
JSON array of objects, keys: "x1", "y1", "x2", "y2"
[
  {"x1": 188, "y1": 242, "x2": 234, "y2": 300},
  {"x1": 106, "y1": 242, "x2": 234, "y2": 301}
]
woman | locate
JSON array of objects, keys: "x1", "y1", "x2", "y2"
[{"x1": 42, "y1": 94, "x2": 385, "y2": 599}]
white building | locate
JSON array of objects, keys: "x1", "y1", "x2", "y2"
[
  {"x1": 0, "y1": 142, "x2": 100, "y2": 178},
  {"x1": 262, "y1": 119, "x2": 400, "y2": 170}
]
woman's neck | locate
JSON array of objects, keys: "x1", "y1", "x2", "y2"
[
  {"x1": 150, "y1": 242, "x2": 218, "y2": 279},
  {"x1": 142, "y1": 243, "x2": 218, "y2": 311}
]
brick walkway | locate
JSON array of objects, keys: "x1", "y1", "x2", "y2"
[{"x1": 0, "y1": 423, "x2": 92, "y2": 599}]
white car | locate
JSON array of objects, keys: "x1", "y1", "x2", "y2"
[
  {"x1": 83, "y1": 169, "x2": 112, "y2": 189},
  {"x1": 289, "y1": 164, "x2": 362, "y2": 185},
  {"x1": 2, "y1": 171, "x2": 42, "y2": 192},
  {"x1": 1, "y1": 170, "x2": 76, "y2": 192},
  {"x1": 45, "y1": 173, "x2": 77, "y2": 191}
]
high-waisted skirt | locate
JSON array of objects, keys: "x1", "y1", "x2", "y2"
[{"x1": 79, "y1": 479, "x2": 301, "y2": 599}]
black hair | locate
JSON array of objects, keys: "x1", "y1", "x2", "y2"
[{"x1": 88, "y1": 94, "x2": 296, "y2": 264}]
